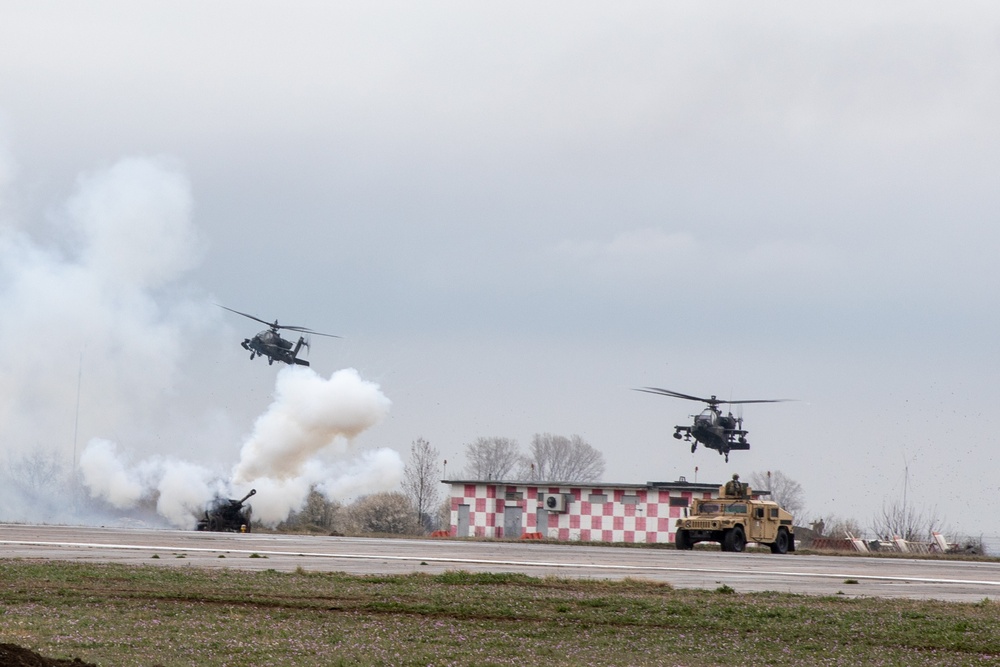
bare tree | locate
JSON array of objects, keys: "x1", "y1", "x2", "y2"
[
  {"x1": 401, "y1": 437, "x2": 441, "y2": 532},
  {"x1": 871, "y1": 498, "x2": 943, "y2": 542},
  {"x1": 346, "y1": 492, "x2": 421, "y2": 535},
  {"x1": 436, "y1": 497, "x2": 452, "y2": 533},
  {"x1": 277, "y1": 488, "x2": 345, "y2": 534},
  {"x1": 519, "y1": 433, "x2": 605, "y2": 482},
  {"x1": 813, "y1": 515, "x2": 867, "y2": 540},
  {"x1": 463, "y1": 436, "x2": 521, "y2": 480},
  {"x1": 8, "y1": 449, "x2": 65, "y2": 493},
  {"x1": 748, "y1": 470, "x2": 805, "y2": 516}
]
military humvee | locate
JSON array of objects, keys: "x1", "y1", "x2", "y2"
[{"x1": 674, "y1": 476, "x2": 794, "y2": 553}]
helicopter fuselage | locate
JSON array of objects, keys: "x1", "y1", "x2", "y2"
[
  {"x1": 636, "y1": 387, "x2": 787, "y2": 463},
  {"x1": 675, "y1": 406, "x2": 749, "y2": 458},
  {"x1": 241, "y1": 329, "x2": 309, "y2": 366},
  {"x1": 221, "y1": 305, "x2": 341, "y2": 367}
]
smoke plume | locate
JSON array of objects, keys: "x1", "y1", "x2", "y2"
[
  {"x1": 78, "y1": 367, "x2": 402, "y2": 528},
  {"x1": 0, "y1": 152, "x2": 402, "y2": 528},
  {"x1": 233, "y1": 366, "x2": 392, "y2": 483}
]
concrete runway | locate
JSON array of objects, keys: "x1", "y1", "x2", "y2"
[{"x1": 2, "y1": 523, "x2": 998, "y2": 603}]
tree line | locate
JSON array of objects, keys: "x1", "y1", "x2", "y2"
[{"x1": 3, "y1": 445, "x2": 979, "y2": 550}]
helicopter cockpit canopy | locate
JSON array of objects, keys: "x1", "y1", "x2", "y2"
[{"x1": 695, "y1": 408, "x2": 717, "y2": 426}]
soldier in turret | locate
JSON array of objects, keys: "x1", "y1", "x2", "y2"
[{"x1": 724, "y1": 473, "x2": 746, "y2": 498}]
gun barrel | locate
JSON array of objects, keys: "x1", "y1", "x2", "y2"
[{"x1": 237, "y1": 489, "x2": 257, "y2": 505}]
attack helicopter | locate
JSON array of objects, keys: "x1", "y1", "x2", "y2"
[
  {"x1": 220, "y1": 306, "x2": 340, "y2": 367},
  {"x1": 635, "y1": 387, "x2": 790, "y2": 462}
]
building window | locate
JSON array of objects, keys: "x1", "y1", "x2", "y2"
[
  {"x1": 622, "y1": 495, "x2": 638, "y2": 505},
  {"x1": 669, "y1": 497, "x2": 689, "y2": 508},
  {"x1": 588, "y1": 493, "x2": 608, "y2": 504}
]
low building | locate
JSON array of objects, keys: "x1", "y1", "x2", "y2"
[{"x1": 442, "y1": 478, "x2": 724, "y2": 544}]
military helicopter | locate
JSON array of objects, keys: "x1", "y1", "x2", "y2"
[
  {"x1": 220, "y1": 306, "x2": 340, "y2": 367},
  {"x1": 635, "y1": 387, "x2": 789, "y2": 462}
]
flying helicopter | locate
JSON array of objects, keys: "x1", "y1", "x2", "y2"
[
  {"x1": 220, "y1": 306, "x2": 340, "y2": 367},
  {"x1": 635, "y1": 387, "x2": 790, "y2": 462}
]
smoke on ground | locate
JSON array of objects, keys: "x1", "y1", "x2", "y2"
[
  {"x1": 80, "y1": 366, "x2": 402, "y2": 527},
  {"x1": 0, "y1": 152, "x2": 402, "y2": 528}
]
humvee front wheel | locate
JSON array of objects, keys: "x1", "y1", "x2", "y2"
[
  {"x1": 675, "y1": 530, "x2": 693, "y2": 550},
  {"x1": 770, "y1": 528, "x2": 790, "y2": 554},
  {"x1": 723, "y1": 526, "x2": 746, "y2": 553}
]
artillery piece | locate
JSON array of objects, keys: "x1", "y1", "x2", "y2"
[{"x1": 195, "y1": 489, "x2": 256, "y2": 533}]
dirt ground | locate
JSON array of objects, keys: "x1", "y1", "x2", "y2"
[{"x1": 0, "y1": 644, "x2": 98, "y2": 667}]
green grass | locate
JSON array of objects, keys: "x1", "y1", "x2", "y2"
[{"x1": 1, "y1": 561, "x2": 998, "y2": 666}]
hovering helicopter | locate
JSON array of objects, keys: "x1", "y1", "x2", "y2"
[
  {"x1": 635, "y1": 387, "x2": 790, "y2": 462},
  {"x1": 220, "y1": 306, "x2": 340, "y2": 367}
]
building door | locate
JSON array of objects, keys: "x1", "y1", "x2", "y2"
[
  {"x1": 536, "y1": 507, "x2": 548, "y2": 536},
  {"x1": 503, "y1": 506, "x2": 523, "y2": 539},
  {"x1": 457, "y1": 504, "x2": 470, "y2": 537}
]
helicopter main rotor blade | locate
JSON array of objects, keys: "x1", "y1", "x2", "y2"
[
  {"x1": 634, "y1": 387, "x2": 716, "y2": 404},
  {"x1": 635, "y1": 388, "x2": 793, "y2": 405},
  {"x1": 281, "y1": 326, "x2": 341, "y2": 338},
  {"x1": 218, "y1": 305, "x2": 274, "y2": 328},
  {"x1": 219, "y1": 305, "x2": 341, "y2": 338}
]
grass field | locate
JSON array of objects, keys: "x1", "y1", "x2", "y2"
[{"x1": 1, "y1": 560, "x2": 998, "y2": 666}]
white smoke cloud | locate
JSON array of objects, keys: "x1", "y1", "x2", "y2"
[
  {"x1": 78, "y1": 439, "x2": 144, "y2": 509},
  {"x1": 68, "y1": 157, "x2": 202, "y2": 288},
  {"x1": 79, "y1": 441, "x2": 221, "y2": 527},
  {"x1": 1, "y1": 151, "x2": 403, "y2": 528},
  {"x1": 77, "y1": 366, "x2": 401, "y2": 528},
  {"x1": 0, "y1": 155, "x2": 210, "y2": 466},
  {"x1": 154, "y1": 459, "x2": 221, "y2": 527},
  {"x1": 317, "y1": 448, "x2": 406, "y2": 501},
  {"x1": 233, "y1": 366, "x2": 392, "y2": 483},
  {"x1": 229, "y1": 366, "x2": 402, "y2": 525}
]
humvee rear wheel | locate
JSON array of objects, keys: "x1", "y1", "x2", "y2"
[
  {"x1": 723, "y1": 526, "x2": 746, "y2": 553},
  {"x1": 675, "y1": 530, "x2": 693, "y2": 550},
  {"x1": 770, "y1": 528, "x2": 790, "y2": 554}
]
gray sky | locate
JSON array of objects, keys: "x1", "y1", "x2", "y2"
[{"x1": 1, "y1": 3, "x2": 999, "y2": 538}]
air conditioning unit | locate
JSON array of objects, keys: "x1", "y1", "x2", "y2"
[{"x1": 541, "y1": 493, "x2": 567, "y2": 512}]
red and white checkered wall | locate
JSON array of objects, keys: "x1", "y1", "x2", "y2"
[{"x1": 449, "y1": 483, "x2": 717, "y2": 543}]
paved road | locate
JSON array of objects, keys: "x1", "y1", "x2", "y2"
[{"x1": 2, "y1": 523, "x2": 998, "y2": 602}]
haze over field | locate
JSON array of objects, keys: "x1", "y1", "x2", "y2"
[{"x1": 0, "y1": 4, "x2": 999, "y2": 539}]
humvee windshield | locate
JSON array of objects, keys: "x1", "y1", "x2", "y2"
[{"x1": 694, "y1": 501, "x2": 747, "y2": 515}]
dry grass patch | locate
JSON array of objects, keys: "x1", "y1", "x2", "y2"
[{"x1": 0, "y1": 561, "x2": 997, "y2": 666}]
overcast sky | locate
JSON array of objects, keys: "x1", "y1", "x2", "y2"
[{"x1": 1, "y1": 3, "x2": 999, "y2": 539}]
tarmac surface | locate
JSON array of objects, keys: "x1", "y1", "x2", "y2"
[{"x1": 2, "y1": 523, "x2": 998, "y2": 603}]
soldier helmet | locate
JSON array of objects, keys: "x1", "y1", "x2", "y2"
[{"x1": 732, "y1": 473, "x2": 740, "y2": 480}]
